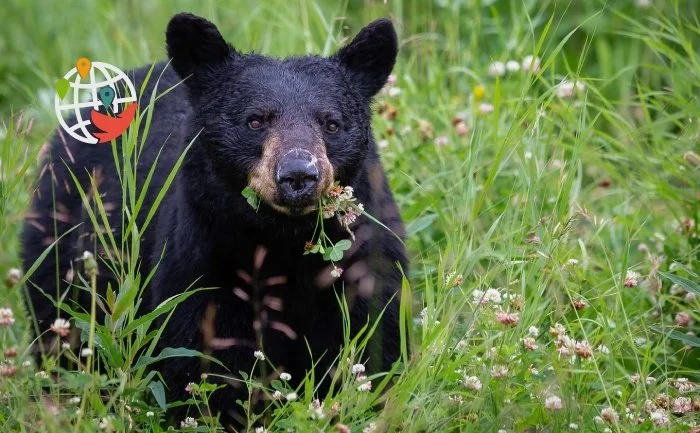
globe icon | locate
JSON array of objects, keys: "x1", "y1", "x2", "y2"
[{"x1": 54, "y1": 61, "x2": 138, "y2": 144}]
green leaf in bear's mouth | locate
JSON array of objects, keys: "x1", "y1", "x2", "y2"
[{"x1": 242, "y1": 186, "x2": 260, "y2": 211}]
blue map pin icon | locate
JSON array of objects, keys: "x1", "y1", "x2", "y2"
[{"x1": 98, "y1": 87, "x2": 115, "y2": 109}]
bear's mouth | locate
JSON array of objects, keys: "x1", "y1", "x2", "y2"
[{"x1": 268, "y1": 202, "x2": 318, "y2": 217}]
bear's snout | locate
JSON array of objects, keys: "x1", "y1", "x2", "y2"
[{"x1": 276, "y1": 149, "x2": 319, "y2": 204}]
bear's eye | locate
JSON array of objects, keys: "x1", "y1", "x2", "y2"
[
  {"x1": 326, "y1": 122, "x2": 339, "y2": 133},
  {"x1": 248, "y1": 119, "x2": 263, "y2": 130}
]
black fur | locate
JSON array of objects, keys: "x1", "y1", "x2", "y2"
[{"x1": 22, "y1": 13, "x2": 406, "y2": 426}]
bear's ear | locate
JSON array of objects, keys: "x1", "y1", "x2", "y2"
[
  {"x1": 166, "y1": 13, "x2": 235, "y2": 81},
  {"x1": 334, "y1": 19, "x2": 398, "y2": 99}
]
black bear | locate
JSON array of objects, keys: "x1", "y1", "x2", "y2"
[{"x1": 22, "y1": 12, "x2": 407, "y2": 426}]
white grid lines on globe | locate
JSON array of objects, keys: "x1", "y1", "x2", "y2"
[
  {"x1": 71, "y1": 73, "x2": 94, "y2": 143},
  {"x1": 54, "y1": 61, "x2": 138, "y2": 145},
  {"x1": 66, "y1": 121, "x2": 92, "y2": 133},
  {"x1": 93, "y1": 63, "x2": 135, "y2": 112},
  {"x1": 89, "y1": 65, "x2": 101, "y2": 111},
  {"x1": 57, "y1": 98, "x2": 135, "y2": 111}
]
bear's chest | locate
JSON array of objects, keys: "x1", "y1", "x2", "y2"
[{"x1": 193, "y1": 239, "x2": 343, "y2": 341}]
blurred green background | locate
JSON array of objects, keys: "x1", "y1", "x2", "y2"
[{"x1": 2, "y1": 0, "x2": 698, "y2": 121}]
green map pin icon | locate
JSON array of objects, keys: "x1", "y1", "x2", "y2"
[
  {"x1": 55, "y1": 78, "x2": 69, "y2": 99},
  {"x1": 98, "y1": 87, "x2": 115, "y2": 109}
]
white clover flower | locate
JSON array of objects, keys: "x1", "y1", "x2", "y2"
[
  {"x1": 556, "y1": 335, "x2": 576, "y2": 358},
  {"x1": 671, "y1": 396, "x2": 692, "y2": 414},
  {"x1": 285, "y1": 392, "x2": 297, "y2": 401},
  {"x1": 549, "y1": 323, "x2": 566, "y2": 337},
  {"x1": 484, "y1": 288, "x2": 502, "y2": 304},
  {"x1": 435, "y1": 135, "x2": 449, "y2": 147},
  {"x1": 322, "y1": 204, "x2": 336, "y2": 219},
  {"x1": 575, "y1": 340, "x2": 593, "y2": 359},
  {"x1": 68, "y1": 396, "x2": 81, "y2": 405},
  {"x1": 0, "y1": 364, "x2": 17, "y2": 377},
  {"x1": 340, "y1": 186, "x2": 354, "y2": 200},
  {"x1": 357, "y1": 381, "x2": 372, "y2": 392},
  {"x1": 600, "y1": 407, "x2": 618, "y2": 424},
  {"x1": 180, "y1": 416, "x2": 198, "y2": 428},
  {"x1": 597, "y1": 344, "x2": 610, "y2": 355},
  {"x1": 356, "y1": 374, "x2": 372, "y2": 392},
  {"x1": 649, "y1": 409, "x2": 668, "y2": 426},
  {"x1": 80, "y1": 348, "x2": 93, "y2": 357},
  {"x1": 675, "y1": 377, "x2": 696, "y2": 393},
  {"x1": 455, "y1": 121, "x2": 470, "y2": 136},
  {"x1": 35, "y1": 371, "x2": 49, "y2": 379},
  {"x1": 624, "y1": 270, "x2": 640, "y2": 287},
  {"x1": 522, "y1": 337, "x2": 538, "y2": 351},
  {"x1": 462, "y1": 375, "x2": 482, "y2": 391},
  {"x1": 50, "y1": 318, "x2": 70, "y2": 337},
  {"x1": 522, "y1": 55, "x2": 541, "y2": 72},
  {"x1": 491, "y1": 365, "x2": 508, "y2": 378},
  {"x1": 496, "y1": 311, "x2": 519, "y2": 326},
  {"x1": 561, "y1": 80, "x2": 585, "y2": 98},
  {"x1": 455, "y1": 338, "x2": 469, "y2": 352},
  {"x1": 352, "y1": 363, "x2": 366, "y2": 375},
  {"x1": 146, "y1": 411, "x2": 154, "y2": 417},
  {"x1": 272, "y1": 390, "x2": 282, "y2": 399},
  {"x1": 5, "y1": 268, "x2": 22, "y2": 287},
  {"x1": 330, "y1": 267, "x2": 343, "y2": 278},
  {"x1": 557, "y1": 83, "x2": 575, "y2": 98},
  {"x1": 675, "y1": 311, "x2": 691, "y2": 327},
  {"x1": 506, "y1": 60, "x2": 520, "y2": 72},
  {"x1": 478, "y1": 103, "x2": 494, "y2": 114},
  {"x1": 544, "y1": 395, "x2": 563, "y2": 410},
  {"x1": 280, "y1": 372, "x2": 291, "y2": 381},
  {"x1": 528, "y1": 326, "x2": 539, "y2": 337},
  {"x1": 633, "y1": 337, "x2": 647, "y2": 346},
  {"x1": 417, "y1": 307, "x2": 429, "y2": 325},
  {"x1": 0, "y1": 308, "x2": 16, "y2": 326},
  {"x1": 99, "y1": 416, "x2": 115, "y2": 431},
  {"x1": 308, "y1": 399, "x2": 325, "y2": 419},
  {"x1": 253, "y1": 350, "x2": 265, "y2": 361},
  {"x1": 254, "y1": 428, "x2": 268, "y2": 433},
  {"x1": 488, "y1": 61, "x2": 506, "y2": 77}
]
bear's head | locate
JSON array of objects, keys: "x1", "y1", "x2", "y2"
[{"x1": 166, "y1": 13, "x2": 397, "y2": 217}]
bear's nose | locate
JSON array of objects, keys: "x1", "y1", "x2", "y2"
[{"x1": 276, "y1": 157, "x2": 319, "y2": 202}]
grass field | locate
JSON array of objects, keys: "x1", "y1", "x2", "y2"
[{"x1": 0, "y1": 0, "x2": 699, "y2": 431}]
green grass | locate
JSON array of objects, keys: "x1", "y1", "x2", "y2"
[{"x1": 0, "y1": 0, "x2": 698, "y2": 432}]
